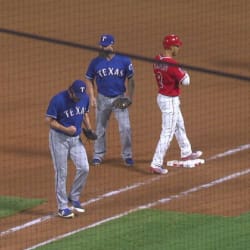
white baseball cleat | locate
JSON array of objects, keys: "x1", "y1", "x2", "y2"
[
  {"x1": 69, "y1": 199, "x2": 85, "y2": 213},
  {"x1": 150, "y1": 165, "x2": 168, "y2": 175},
  {"x1": 181, "y1": 151, "x2": 203, "y2": 161}
]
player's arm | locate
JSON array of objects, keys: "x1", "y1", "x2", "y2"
[
  {"x1": 180, "y1": 72, "x2": 190, "y2": 86},
  {"x1": 85, "y1": 59, "x2": 97, "y2": 107},
  {"x1": 127, "y1": 76, "x2": 135, "y2": 102},
  {"x1": 82, "y1": 113, "x2": 93, "y2": 130},
  {"x1": 46, "y1": 117, "x2": 76, "y2": 136},
  {"x1": 125, "y1": 60, "x2": 135, "y2": 102},
  {"x1": 171, "y1": 66, "x2": 190, "y2": 86},
  {"x1": 82, "y1": 113, "x2": 97, "y2": 140},
  {"x1": 85, "y1": 78, "x2": 97, "y2": 107},
  {"x1": 169, "y1": 57, "x2": 190, "y2": 86}
]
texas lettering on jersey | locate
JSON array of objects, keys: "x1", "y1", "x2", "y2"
[
  {"x1": 97, "y1": 67, "x2": 125, "y2": 78},
  {"x1": 64, "y1": 106, "x2": 86, "y2": 118}
]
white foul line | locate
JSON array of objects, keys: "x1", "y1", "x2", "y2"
[
  {"x1": 1, "y1": 143, "x2": 249, "y2": 238},
  {"x1": 0, "y1": 176, "x2": 161, "y2": 237},
  {"x1": 206, "y1": 144, "x2": 250, "y2": 161},
  {"x1": 25, "y1": 167, "x2": 250, "y2": 250}
]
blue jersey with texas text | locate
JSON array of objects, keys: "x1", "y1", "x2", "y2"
[
  {"x1": 46, "y1": 91, "x2": 89, "y2": 136},
  {"x1": 85, "y1": 54, "x2": 134, "y2": 97}
]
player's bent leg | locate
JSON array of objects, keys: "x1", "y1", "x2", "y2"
[
  {"x1": 174, "y1": 109, "x2": 193, "y2": 158},
  {"x1": 49, "y1": 130, "x2": 70, "y2": 210}
]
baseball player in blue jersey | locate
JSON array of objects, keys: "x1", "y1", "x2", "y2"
[
  {"x1": 85, "y1": 34, "x2": 135, "y2": 167},
  {"x1": 46, "y1": 80, "x2": 93, "y2": 218}
]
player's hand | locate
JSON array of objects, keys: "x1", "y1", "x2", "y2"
[{"x1": 66, "y1": 126, "x2": 77, "y2": 136}]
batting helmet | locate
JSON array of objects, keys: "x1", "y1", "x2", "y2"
[{"x1": 163, "y1": 34, "x2": 182, "y2": 49}]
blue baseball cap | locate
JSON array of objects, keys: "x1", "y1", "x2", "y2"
[
  {"x1": 70, "y1": 80, "x2": 86, "y2": 99},
  {"x1": 99, "y1": 34, "x2": 115, "y2": 47}
]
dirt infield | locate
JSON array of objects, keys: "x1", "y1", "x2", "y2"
[{"x1": 0, "y1": 0, "x2": 249, "y2": 249}]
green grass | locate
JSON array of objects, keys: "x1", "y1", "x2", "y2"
[
  {"x1": 38, "y1": 209, "x2": 250, "y2": 250},
  {"x1": 0, "y1": 196, "x2": 45, "y2": 218}
]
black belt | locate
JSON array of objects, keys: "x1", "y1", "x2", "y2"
[{"x1": 104, "y1": 95, "x2": 120, "y2": 98}]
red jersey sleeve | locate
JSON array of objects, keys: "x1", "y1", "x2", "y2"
[{"x1": 167, "y1": 57, "x2": 186, "y2": 83}]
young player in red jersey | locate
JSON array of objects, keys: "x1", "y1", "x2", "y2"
[{"x1": 150, "y1": 34, "x2": 202, "y2": 174}]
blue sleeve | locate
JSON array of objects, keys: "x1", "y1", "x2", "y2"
[
  {"x1": 85, "y1": 59, "x2": 97, "y2": 80},
  {"x1": 125, "y1": 57, "x2": 134, "y2": 78},
  {"x1": 46, "y1": 96, "x2": 58, "y2": 119}
]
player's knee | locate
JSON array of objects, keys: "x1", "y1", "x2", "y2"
[
  {"x1": 77, "y1": 163, "x2": 89, "y2": 174},
  {"x1": 119, "y1": 127, "x2": 131, "y2": 135}
]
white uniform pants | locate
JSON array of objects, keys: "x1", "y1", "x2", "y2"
[{"x1": 151, "y1": 94, "x2": 192, "y2": 167}]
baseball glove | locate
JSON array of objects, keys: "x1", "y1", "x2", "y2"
[
  {"x1": 112, "y1": 97, "x2": 132, "y2": 110},
  {"x1": 82, "y1": 128, "x2": 97, "y2": 140}
]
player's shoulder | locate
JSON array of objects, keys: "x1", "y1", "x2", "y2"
[
  {"x1": 51, "y1": 90, "x2": 66, "y2": 100},
  {"x1": 115, "y1": 54, "x2": 131, "y2": 62},
  {"x1": 154, "y1": 54, "x2": 162, "y2": 60},
  {"x1": 49, "y1": 90, "x2": 67, "y2": 106},
  {"x1": 91, "y1": 56, "x2": 103, "y2": 64},
  {"x1": 167, "y1": 57, "x2": 177, "y2": 64},
  {"x1": 155, "y1": 54, "x2": 176, "y2": 62}
]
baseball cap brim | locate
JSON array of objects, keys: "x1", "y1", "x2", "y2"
[
  {"x1": 75, "y1": 92, "x2": 85, "y2": 99},
  {"x1": 99, "y1": 41, "x2": 114, "y2": 47}
]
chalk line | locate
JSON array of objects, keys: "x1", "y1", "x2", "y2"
[
  {"x1": 207, "y1": 144, "x2": 250, "y2": 161},
  {"x1": 25, "y1": 167, "x2": 250, "y2": 250},
  {"x1": 1, "y1": 143, "x2": 249, "y2": 238},
  {"x1": 0, "y1": 176, "x2": 161, "y2": 237}
]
